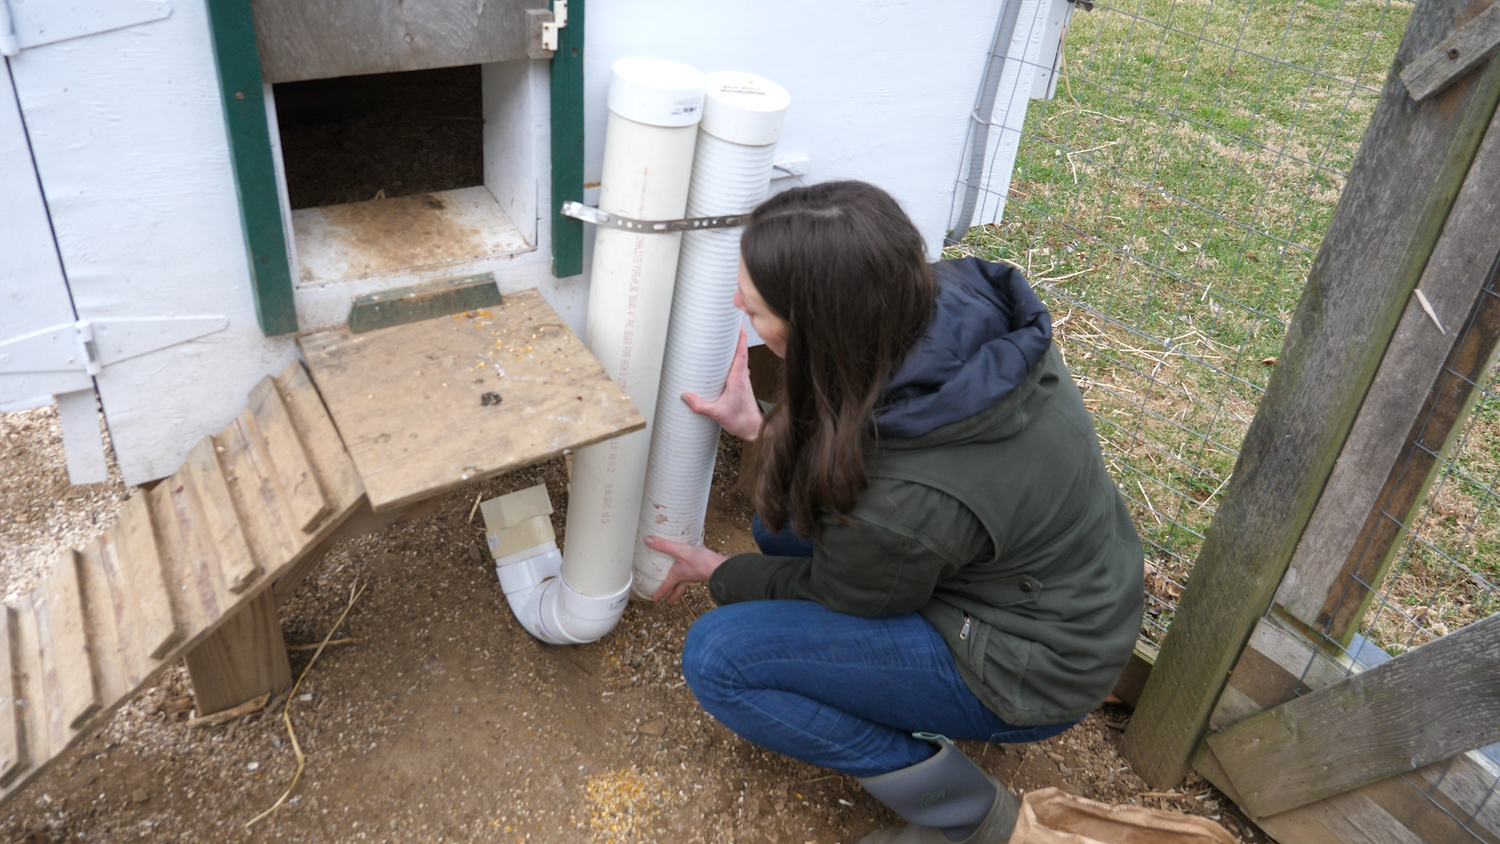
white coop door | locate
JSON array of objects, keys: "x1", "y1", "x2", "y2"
[
  {"x1": 2, "y1": 0, "x2": 295, "y2": 486},
  {"x1": 0, "y1": 60, "x2": 108, "y2": 483}
]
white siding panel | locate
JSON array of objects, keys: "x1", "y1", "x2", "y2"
[{"x1": 8, "y1": 0, "x2": 296, "y2": 484}]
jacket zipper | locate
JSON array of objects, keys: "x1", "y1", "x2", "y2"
[{"x1": 959, "y1": 614, "x2": 971, "y2": 641}]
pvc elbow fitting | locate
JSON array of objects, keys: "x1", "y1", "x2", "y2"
[
  {"x1": 496, "y1": 542, "x2": 631, "y2": 645},
  {"x1": 483, "y1": 484, "x2": 630, "y2": 645}
]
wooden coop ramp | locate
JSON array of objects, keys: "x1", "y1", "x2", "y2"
[{"x1": 0, "y1": 290, "x2": 645, "y2": 808}]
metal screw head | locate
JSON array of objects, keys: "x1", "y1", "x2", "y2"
[
  {"x1": 1449, "y1": 47, "x2": 1461, "y2": 59},
  {"x1": 235, "y1": 91, "x2": 245, "y2": 100}
]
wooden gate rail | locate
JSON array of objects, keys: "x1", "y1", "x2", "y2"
[
  {"x1": 1208, "y1": 613, "x2": 1500, "y2": 819},
  {"x1": 1195, "y1": 613, "x2": 1500, "y2": 844},
  {"x1": 1121, "y1": 0, "x2": 1500, "y2": 788}
]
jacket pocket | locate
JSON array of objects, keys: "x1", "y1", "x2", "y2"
[
  {"x1": 993, "y1": 574, "x2": 1044, "y2": 607},
  {"x1": 965, "y1": 616, "x2": 992, "y2": 683}
]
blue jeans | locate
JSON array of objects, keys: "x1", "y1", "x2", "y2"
[
  {"x1": 681, "y1": 599, "x2": 1079, "y2": 777},
  {"x1": 750, "y1": 513, "x2": 817, "y2": 557}
]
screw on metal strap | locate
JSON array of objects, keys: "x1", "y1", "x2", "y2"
[{"x1": 560, "y1": 201, "x2": 748, "y2": 233}]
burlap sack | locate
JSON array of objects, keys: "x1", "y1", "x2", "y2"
[{"x1": 1008, "y1": 788, "x2": 1239, "y2": 844}]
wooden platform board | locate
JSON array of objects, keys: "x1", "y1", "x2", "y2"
[{"x1": 300, "y1": 289, "x2": 645, "y2": 512}]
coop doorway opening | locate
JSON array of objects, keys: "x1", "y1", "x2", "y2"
[{"x1": 271, "y1": 61, "x2": 539, "y2": 287}]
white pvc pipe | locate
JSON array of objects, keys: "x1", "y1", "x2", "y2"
[
  {"x1": 632, "y1": 72, "x2": 790, "y2": 598},
  {"x1": 548, "y1": 58, "x2": 705, "y2": 636}
]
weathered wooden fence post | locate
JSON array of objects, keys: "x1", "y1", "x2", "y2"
[
  {"x1": 1120, "y1": 0, "x2": 1500, "y2": 789},
  {"x1": 1184, "y1": 88, "x2": 1500, "y2": 841}
]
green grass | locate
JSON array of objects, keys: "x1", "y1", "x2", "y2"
[{"x1": 947, "y1": 0, "x2": 1420, "y2": 643}]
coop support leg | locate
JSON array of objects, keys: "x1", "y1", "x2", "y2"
[{"x1": 184, "y1": 590, "x2": 292, "y2": 716}]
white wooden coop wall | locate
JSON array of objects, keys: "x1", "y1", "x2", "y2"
[{"x1": 1, "y1": 0, "x2": 1063, "y2": 487}]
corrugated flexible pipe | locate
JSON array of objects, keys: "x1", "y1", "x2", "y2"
[{"x1": 631, "y1": 72, "x2": 790, "y2": 598}]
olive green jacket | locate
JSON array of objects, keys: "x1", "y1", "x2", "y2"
[{"x1": 708, "y1": 347, "x2": 1145, "y2": 726}]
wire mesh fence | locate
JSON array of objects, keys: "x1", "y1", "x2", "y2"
[
  {"x1": 944, "y1": 0, "x2": 1416, "y2": 645},
  {"x1": 1342, "y1": 274, "x2": 1500, "y2": 660},
  {"x1": 1292, "y1": 258, "x2": 1500, "y2": 841}
]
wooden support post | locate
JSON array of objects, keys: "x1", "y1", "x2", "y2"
[
  {"x1": 1120, "y1": 0, "x2": 1500, "y2": 789},
  {"x1": 1276, "y1": 95, "x2": 1500, "y2": 644},
  {"x1": 184, "y1": 590, "x2": 291, "y2": 717}
]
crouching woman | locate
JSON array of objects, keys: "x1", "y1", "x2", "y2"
[{"x1": 645, "y1": 181, "x2": 1144, "y2": 844}]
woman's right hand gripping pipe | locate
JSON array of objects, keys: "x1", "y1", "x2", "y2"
[{"x1": 680, "y1": 324, "x2": 763, "y2": 441}]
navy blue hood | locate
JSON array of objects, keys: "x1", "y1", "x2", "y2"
[{"x1": 876, "y1": 257, "x2": 1053, "y2": 439}]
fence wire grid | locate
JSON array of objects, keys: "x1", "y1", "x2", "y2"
[{"x1": 944, "y1": 0, "x2": 1415, "y2": 645}]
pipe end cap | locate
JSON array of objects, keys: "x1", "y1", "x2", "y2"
[
  {"x1": 701, "y1": 71, "x2": 791, "y2": 146},
  {"x1": 609, "y1": 57, "x2": 707, "y2": 128}
]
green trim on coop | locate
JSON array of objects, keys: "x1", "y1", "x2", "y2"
[
  {"x1": 549, "y1": 0, "x2": 585, "y2": 278},
  {"x1": 204, "y1": 0, "x2": 297, "y2": 337}
]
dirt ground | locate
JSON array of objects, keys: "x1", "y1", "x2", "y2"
[{"x1": 0, "y1": 405, "x2": 1269, "y2": 844}]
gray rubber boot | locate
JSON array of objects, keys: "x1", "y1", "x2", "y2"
[{"x1": 854, "y1": 733, "x2": 1022, "y2": 844}]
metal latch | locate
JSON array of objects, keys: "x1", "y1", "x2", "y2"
[
  {"x1": 542, "y1": 0, "x2": 567, "y2": 53},
  {"x1": 0, "y1": 0, "x2": 171, "y2": 57},
  {"x1": 0, "y1": 316, "x2": 227, "y2": 376},
  {"x1": 561, "y1": 201, "x2": 748, "y2": 233}
]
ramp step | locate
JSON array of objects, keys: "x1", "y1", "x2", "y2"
[
  {"x1": 276, "y1": 358, "x2": 364, "y2": 515},
  {"x1": 74, "y1": 534, "x2": 169, "y2": 719},
  {"x1": 36, "y1": 551, "x2": 101, "y2": 734},
  {"x1": 12, "y1": 603, "x2": 52, "y2": 760},
  {"x1": 247, "y1": 376, "x2": 331, "y2": 533},
  {"x1": 103, "y1": 494, "x2": 182, "y2": 662},
  {"x1": 0, "y1": 608, "x2": 25, "y2": 787},
  {"x1": 183, "y1": 437, "x2": 262, "y2": 596}
]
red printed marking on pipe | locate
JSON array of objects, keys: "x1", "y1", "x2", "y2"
[{"x1": 616, "y1": 234, "x2": 648, "y2": 389}]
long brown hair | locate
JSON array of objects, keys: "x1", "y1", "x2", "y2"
[{"x1": 743, "y1": 181, "x2": 937, "y2": 537}]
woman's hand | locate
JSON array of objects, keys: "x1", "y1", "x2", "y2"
[
  {"x1": 646, "y1": 536, "x2": 728, "y2": 603},
  {"x1": 681, "y1": 326, "x2": 763, "y2": 441}
]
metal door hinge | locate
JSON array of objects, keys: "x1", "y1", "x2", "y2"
[
  {"x1": 528, "y1": 1, "x2": 568, "y2": 58},
  {"x1": 0, "y1": 0, "x2": 171, "y2": 57},
  {"x1": 543, "y1": 0, "x2": 567, "y2": 52},
  {"x1": 0, "y1": 316, "x2": 227, "y2": 377}
]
